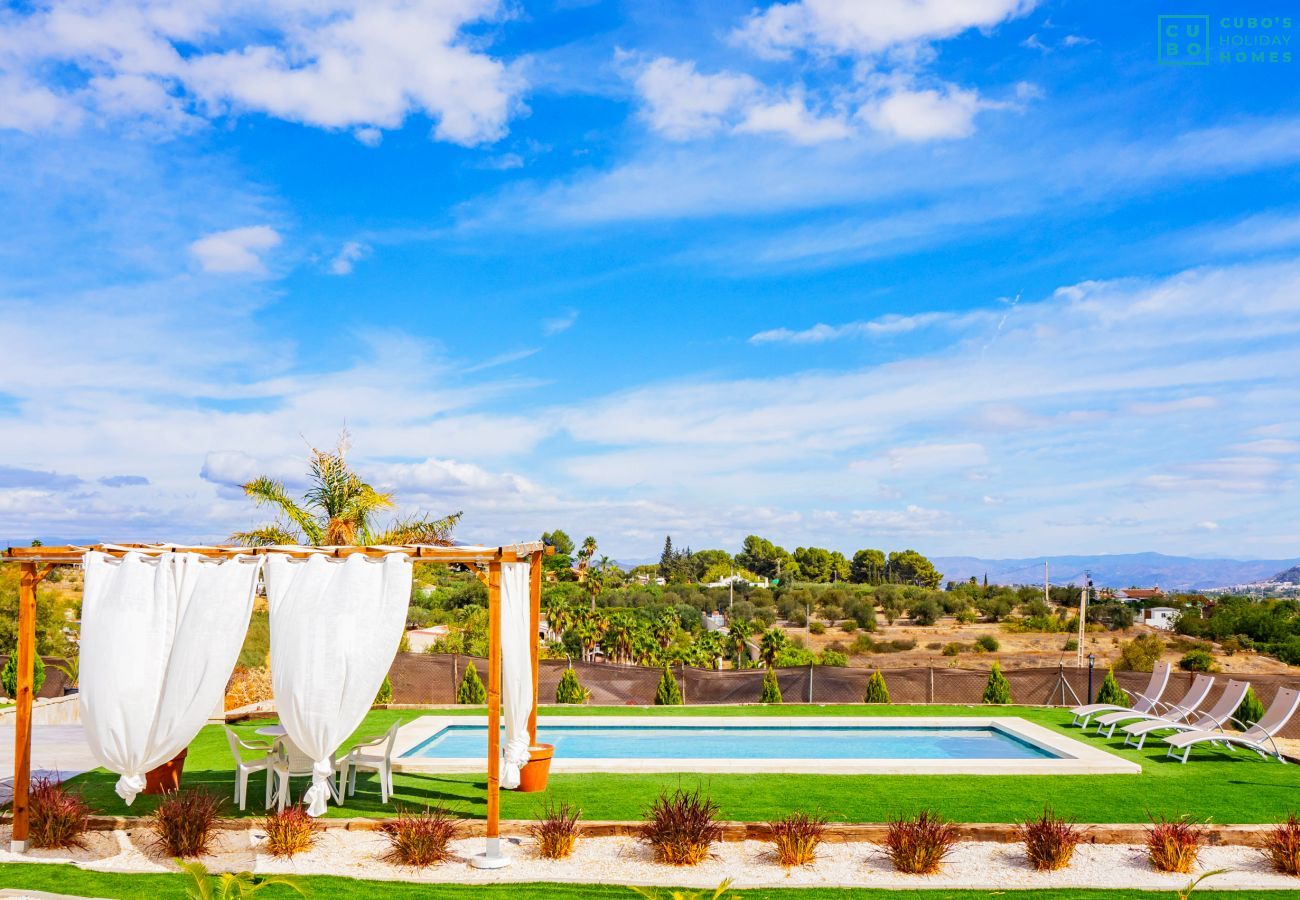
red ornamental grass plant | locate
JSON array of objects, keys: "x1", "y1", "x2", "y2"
[
  {"x1": 529, "y1": 800, "x2": 582, "y2": 860},
  {"x1": 770, "y1": 811, "x2": 826, "y2": 867},
  {"x1": 261, "y1": 804, "x2": 319, "y2": 858},
  {"x1": 1263, "y1": 813, "x2": 1300, "y2": 877},
  {"x1": 1017, "y1": 806, "x2": 1084, "y2": 872},
  {"x1": 882, "y1": 810, "x2": 959, "y2": 875},
  {"x1": 380, "y1": 805, "x2": 462, "y2": 867},
  {"x1": 1146, "y1": 816, "x2": 1204, "y2": 874},
  {"x1": 149, "y1": 788, "x2": 225, "y2": 858},
  {"x1": 29, "y1": 775, "x2": 91, "y2": 850},
  {"x1": 639, "y1": 788, "x2": 724, "y2": 866}
]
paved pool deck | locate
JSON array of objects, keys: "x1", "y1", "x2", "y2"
[{"x1": 0, "y1": 725, "x2": 97, "y2": 805}]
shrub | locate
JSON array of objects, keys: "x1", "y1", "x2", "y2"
[
  {"x1": 1095, "y1": 667, "x2": 1128, "y2": 706},
  {"x1": 1178, "y1": 650, "x2": 1218, "y2": 673},
  {"x1": 555, "y1": 666, "x2": 590, "y2": 704},
  {"x1": 29, "y1": 775, "x2": 90, "y2": 850},
  {"x1": 909, "y1": 597, "x2": 942, "y2": 626},
  {"x1": 982, "y1": 662, "x2": 1012, "y2": 705},
  {"x1": 975, "y1": 635, "x2": 1000, "y2": 653},
  {"x1": 1118, "y1": 634, "x2": 1164, "y2": 672},
  {"x1": 1236, "y1": 685, "x2": 1266, "y2": 728},
  {"x1": 177, "y1": 860, "x2": 303, "y2": 898},
  {"x1": 1063, "y1": 638, "x2": 1078, "y2": 652},
  {"x1": 760, "y1": 667, "x2": 782, "y2": 704},
  {"x1": 1146, "y1": 816, "x2": 1204, "y2": 873},
  {"x1": 1263, "y1": 813, "x2": 1300, "y2": 876},
  {"x1": 818, "y1": 648, "x2": 848, "y2": 667},
  {"x1": 380, "y1": 806, "x2": 462, "y2": 867},
  {"x1": 840, "y1": 620, "x2": 857, "y2": 634},
  {"x1": 1, "y1": 652, "x2": 45, "y2": 698},
  {"x1": 374, "y1": 675, "x2": 393, "y2": 705},
  {"x1": 639, "y1": 788, "x2": 723, "y2": 866},
  {"x1": 1017, "y1": 806, "x2": 1083, "y2": 871},
  {"x1": 457, "y1": 662, "x2": 487, "y2": 704},
  {"x1": 150, "y1": 788, "x2": 225, "y2": 858},
  {"x1": 808, "y1": 620, "x2": 825, "y2": 635},
  {"x1": 770, "y1": 811, "x2": 826, "y2": 867},
  {"x1": 225, "y1": 666, "x2": 274, "y2": 711},
  {"x1": 529, "y1": 800, "x2": 581, "y2": 860},
  {"x1": 882, "y1": 810, "x2": 959, "y2": 874},
  {"x1": 864, "y1": 670, "x2": 890, "y2": 704},
  {"x1": 942, "y1": 642, "x2": 962, "y2": 657},
  {"x1": 261, "y1": 805, "x2": 318, "y2": 858},
  {"x1": 655, "y1": 665, "x2": 682, "y2": 706}
]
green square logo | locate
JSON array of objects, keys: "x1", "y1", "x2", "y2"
[{"x1": 1159, "y1": 15, "x2": 1210, "y2": 64}]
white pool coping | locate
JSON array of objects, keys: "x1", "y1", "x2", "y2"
[{"x1": 391, "y1": 715, "x2": 1141, "y2": 776}]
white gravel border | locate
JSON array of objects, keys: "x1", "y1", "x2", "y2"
[{"x1": 3, "y1": 826, "x2": 1299, "y2": 891}]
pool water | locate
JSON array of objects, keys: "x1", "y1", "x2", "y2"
[{"x1": 400, "y1": 725, "x2": 1059, "y2": 760}]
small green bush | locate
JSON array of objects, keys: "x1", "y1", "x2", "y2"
[
  {"x1": 1178, "y1": 649, "x2": 1218, "y2": 673},
  {"x1": 840, "y1": 620, "x2": 857, "y2": 634},
  {"x1": 818, "y1": 648, "x2": 848, "y2": 667},
  {"x1": 1118, "y1": 634, "x2": 1164, "y2": 672},
  {"x1": 975, "y1": 635, "x2": 1000, "y2": 653},
  {"x1": 942, "y1": 643, "x2": 962, "y2": 657},
  {"x1": 555, "y1": 666, "x2": 590, "y2": 704},
  {"x1": 1095, "y1": 667, "x2": 1128, "y2": 706},
  {"x1": 374, "y1": 676, "x2": 393, "y2": 706},
  {"x1": 456, "y1": 662, "x2": 486, "y2": 704},
  {"x1": 1063, "y1": 638, "x2": 1078, "y2": 652},
  {"x1": 982, "y1": 662, "x2": 1012, "y2": 705},
  {"x1": 760, "y1": 667, "x2": 782, "y2": 704},
  {"x1": 1, "y1": 653, "x2": 45, "y2": 698},
  {"x1": 1235, "y1": 685, "x2": 1266, "y2": 727},
  {"x1": 655, "y1": 665, "x2": 682, "y2": 706},
  {"x1": 864, "y1": 670, "x2": 890, "y2": 704},
  {"x1": 808, "y1": 621, "x2": 825, "y2": 635}
]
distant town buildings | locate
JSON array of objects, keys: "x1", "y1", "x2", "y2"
[{"x1": 1116, "y1": 587, "x2": 1164, "y2": 602}]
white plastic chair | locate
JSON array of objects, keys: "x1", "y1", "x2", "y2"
[
  {"x1": 339, "y1": 722, "x2": 400, "y2": 804},
  {"x1": 223, "y1": 726, "x2": 275, "y2": 811},
  {"x1": 271, "y1": 736, "x2": 342, "y2": 812}
]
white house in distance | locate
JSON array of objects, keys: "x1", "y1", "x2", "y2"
[
  {"x1": 703, "y1": 573, "x2": 770, "y2": 588},
  {"x1": 404, "y1": 624, "x2": 450, "y2": 652},
  {"x1": 1141, "y1": 607, "x2": 1180, "y2": 631}
]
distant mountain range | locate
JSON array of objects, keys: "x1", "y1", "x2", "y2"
[{"x1": 931, "y1": 553, "x2": 1300, "y2": 591}]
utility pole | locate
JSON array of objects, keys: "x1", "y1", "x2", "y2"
[
  {"x1": 729, "y1": 564, "x2": 734, "y2": 611},
  {"x1": 1076, "y1": 571, "x2": 1091, "y2": 668},
  {"x1": 1044, "y1": 561, "x2": 1050, "y2": 605}
]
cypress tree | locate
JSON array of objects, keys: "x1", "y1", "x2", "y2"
[
  {"x1": 864, "y1": 670, "x2": 890, "y2": 704},
  {"x1": 760, "y1": 666, "x2": 782, "y2": 704},
  {"x1": 982, "y1": 661, "x2": 1012, "y2": 705},
  {"x1": 1, "y1": 653, "x2": 44, "y2": 698},
  {"x1": 457, "y1": 662, "x2": 487, "y2": 704},
  {"x1": 655, "y1": 664, "x2": 682, "y2": 705},
  {"x1": 556, "y1": 666, "x2": 590, "y2": 704},
  {"x1": 1235, "y1": 685, "x2": 1266, "y2": 727},
  {"x1": 374, "y1": 675, "x2": 393, "y2": 706},
  {"x1": 1094, "y1": 666, "x2": 1127, "y2": 707}
]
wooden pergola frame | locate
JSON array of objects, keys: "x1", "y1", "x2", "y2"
[{"x1": 2, "y1": 541, "x2": 549, "y2": 860}]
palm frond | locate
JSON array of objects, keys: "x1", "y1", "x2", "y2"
[
  {"x1": 373, "y1": 510, "x2": 463, "y2": 546},
  {"x1": 240, "y1": 477, "x2": 322, "y2": 544},
  {"x1": 230, "y1": 524, "x2": 301, "y2": 547}
]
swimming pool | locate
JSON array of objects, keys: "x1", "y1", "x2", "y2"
[{"x1": 392, "y1": 716, "x2": 1139, "y2": 775}]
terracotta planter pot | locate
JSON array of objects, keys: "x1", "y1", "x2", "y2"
[
  {"x1": 515, "y1": 743, "x2": 554, "y2": 792},
  {"x1": 143, "y1": 747, "x2": 188, "y2": 795}
]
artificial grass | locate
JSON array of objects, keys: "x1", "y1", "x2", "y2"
[
  {"x1": 0, "y1": 865, "x2": 1295, "y2": 900},
  {"x1": 55, "y1": 704, "x2": 1300, "y2": 825}
]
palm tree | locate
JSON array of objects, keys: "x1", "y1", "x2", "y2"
[
  {"x1": 726, "y1": 619, "x2": 751, "y2": 668},
  {"x1": 576, "y1": 535, "x2": 597, "y2": 582},
  {"x1": 759, "y1": 627, "x2": 788, "y2": 668},
  {"x1": 545, "y1": 598, "x2": 577, "y2": 643},
  {"x1": 600, "y1": 611, "x2": 637, "y2": 664},
  {"x1": 231, "y1": 431, "x2": 461, "y2": 547}
]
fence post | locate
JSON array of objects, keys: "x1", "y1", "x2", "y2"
[
  {"x1": 927, "y1": 665, "x2": 935, "y2": 704},
  {"x1": 680, "y1": 662, "x2": 687, "y2": 705},
  {"x1": 452, "y1": 654, "x2": 459, "y2": 704},
  {"x1": 807, "y1": 663, "x2": 814, "y2": 704}
]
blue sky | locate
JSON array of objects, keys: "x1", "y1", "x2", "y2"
[{"x1": 1, "y1": 0, "x2": 1299, "y2": 560}]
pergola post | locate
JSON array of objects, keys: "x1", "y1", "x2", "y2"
[
  {"x1": 10, "y1": 562, "x2": 42, "y2": 853},
  {"x1": 528, "y1": 550, "x2": 542, "y2": 743},
  {"x1": 471, "y1": 558, "x2": 509, "y2": 869}
]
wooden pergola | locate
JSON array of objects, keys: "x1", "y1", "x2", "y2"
[{"x1": 2, "y1": 541, "x2": 547, "y2": 861}]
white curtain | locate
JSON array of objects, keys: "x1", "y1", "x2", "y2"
[
  {"x1": 80, "y1": 551, "x2": 260, "y2": 804},
  {"x1": 499, "y1": 561, "x2": 533, "y2": 789},
  {"x1": 265, "y1": 553, "x2": 411, "y2": 816}
]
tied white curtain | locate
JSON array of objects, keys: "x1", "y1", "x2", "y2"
[
  {"x1": 80, "y1": 551, "x2": 260, "y2": 804},
  {"x1": 499, "y1": 561, "x2": 533, "y2": 790},
  {"x1": 265, "y1": 553, "x2": 411, "y2": 816}
]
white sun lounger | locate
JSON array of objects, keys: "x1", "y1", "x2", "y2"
[
  {"x1": 1164, "y1": 686, "x2": 1300, "y2": 763},
  {"x1": 1070, "y1": 661, "x2": 1171, "y2": 728},
  {"x1": 1121, "y1": 679, "x2": 1250, "y2": 749},
  {"x1": 1094, "y1": 673, "x2": 1215, "y2": 738}
]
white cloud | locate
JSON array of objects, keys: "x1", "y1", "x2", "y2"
[
  {"x1": 735, "y1": 94, "x2": 853, "y2": 144},
  {"x1": 634, "y1": 57, "x2": 758, "y2": 140},
  {"x1": 329, "y1": 241, "x2": 370, "y2": 275},
  {"x1": 0, "y1": 1, "x2": 521, "y2": 146},
  {"x1": 734, "y1": 0, "x2": 1037, "y2": 58},
  {"x1": 860, "y1": 86, "x2": 982, "y2": 141},
  {"x1": 543, "y1": 308, "x2": 579, "y2": 335},
  {"x1": 750, "y1": 311, "x2": 974, "y2": 344},
  {"x1": 189, "y1": 225, "x2": 281, "y2": 274},
  {"x1": 354, "y1": 127, "x2": 383, "y2": 147}
]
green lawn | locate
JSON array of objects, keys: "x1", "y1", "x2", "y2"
[
  {"x1": 0, "y1": 864, "x2": 1294, "y2": 900},
  {"x1": 58, "y1": 704, "x2": 1299, "y2": 824}
]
